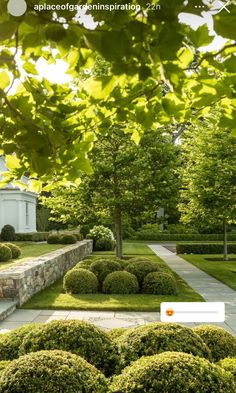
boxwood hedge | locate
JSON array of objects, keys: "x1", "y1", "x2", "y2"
[
  {"x1": 114, "y1": 322, "x2": 212, "y2": 368},
  {"x1": 0, "y1": 350, "x2": 108, "y2": 393},
  {"x1": 177, "y1": 243, "x2": 236, "y2": 254},
  {"x1": 109, "y1": 351, "x2": 236, "y2": 393},
  {"x1": 125, "y1": 260, "x2": 161, "y2": 286},
  {"x1": 142, "y1": 271, "x2": 177, "y2": 295},
  {"x1": 63, "y1": 268, "x2": 98, "y2": 294},
  {"x1": 19, "y1": 320, "x2": 119, "y2": 376},
  {"x1": 103, "y1": 271, "x2": 139, "y2": 294},
  {"x1": 90, "y1": 259, "x2": 122, "y2": 286},
  {"x1": 192, "y1": 325, "x2": 236, "y2": 361}
]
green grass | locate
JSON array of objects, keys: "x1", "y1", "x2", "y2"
[
  {"x1": 22, "y1": 253, "x2": 203, "y2": 311},
  {"x1": 0, "y1": 243, "x2": 64, "y2": 271},
  {"x1": 93, "y1": 242, "x2": 154, "y2": 256},
  {"x1": 181, "y1": 254, "x2": 236, "y2": 291}
]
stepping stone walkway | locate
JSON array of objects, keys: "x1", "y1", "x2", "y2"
[
  {"x1": 149, "y1": 244, "x2": 236, "y2": 335},
  {"x1": 0, "y1": 244, "x2": 235, "y2": 334}
]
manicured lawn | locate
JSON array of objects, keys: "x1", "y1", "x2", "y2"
[
  {"x1": 22, "y1": 253, "x2": 203, "y2": 311},
  {"x1": 181, "y1": 254, "x2": 236, "y2": 291},
  {"x1": 0, "y1": 243, "x2": 65, "y2": 271},
  {"x1": 93, "y1": 241, "x2": 154, "y2": 255}
]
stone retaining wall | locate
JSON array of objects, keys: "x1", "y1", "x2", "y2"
[{"x1": 0, "y1": 240, "x2": 93, "y2": 305}]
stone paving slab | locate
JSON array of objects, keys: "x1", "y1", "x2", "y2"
[
  {"x1": 149, "y1": 244, "x2": 236, "y2": 335},
  {"x1": 0, "y1": 309, "x2": 235, "y2": 334}
]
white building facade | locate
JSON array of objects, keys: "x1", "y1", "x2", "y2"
[{"x1": 0, "y1": 157, "x2": 37, "y2": 233}]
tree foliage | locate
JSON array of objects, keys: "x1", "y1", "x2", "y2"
[
  {"x1": 0, "y1": 1, "x2": 236, "y2": 187},
  {"x1": 42, "y1": 129, "x2": 179, "y2": 256}
]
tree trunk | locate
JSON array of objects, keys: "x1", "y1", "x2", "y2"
[
  {"x1": 114, "y1": 205, "x2": 122, "y2": 258},
  {"x1": 223, "y1": 219, "x2": 228, "y2": 261}
]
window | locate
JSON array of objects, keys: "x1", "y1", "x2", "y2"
[{"x1": 26, "y1": 202, "x2": 29, "y2": 226}]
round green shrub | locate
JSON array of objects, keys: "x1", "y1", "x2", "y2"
[
  {"x1": 87, "y1": 225, "x2": 114, "y2": 242},
  {"x1": 109, "y1": 351, "x2": 235, "y2": 393},
  {"x1": 192, "y1": 325, "x2": 236, "y2": 361},
  {"x1": 218, "y1": 358, "x2": 236, "y2": 379},
  {"x1": 47, "y1": 234, "x2": 61, "y2": 244},
  {"x1": 0, "y1": 245, "x2": 12, "y2": 262},
  {"x1": 94, "y1": 237, "x2": 115, "y2": 251},
  {"x1": 63, "y1": 268, "x2": 98, "y2": 294},
  {"x1": 0, "y1": 225, "x2": 15, "y2": 242},
  {"x1": 0, "y1": 324, "x2": 40, "y2": 361},
  {"x1": 5, "y1": 243, "x2": 21, "y2": 259},
  {"x1": 115, "y1": 322, "x2": 211, "y2": 368},
  {"x1": 0, "y1": 350, "x2": 108, "y2": 393},
  {"x1": 90, "y1": 259, "x2": 122, "y2": 286},
  {"x1": 60, "y1": 234, "x2": 77, "y2": 244},
  {"x1": 103, "y1": 271, "x2": 139, "y2": 294},
  {"x1": 125, "y1": 260, "x2": 161, "y2": 286},
  {"x1": 73, "y1": 258, "x2": 93, "y2": 270},
  {"x1": 142, "y1": 271, "x2": 177, "y2": 295},
  {"x1": 19, "y1": 320, "x2": 119, "y2": 376}
]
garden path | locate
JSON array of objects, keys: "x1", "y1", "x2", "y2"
[{"x1": 149, "y1": 244, "x2": 236, "y2": 335}]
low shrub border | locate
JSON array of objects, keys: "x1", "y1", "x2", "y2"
[
  {"x1": 15, "y1": 232, "x2": 48, "y2": 242},
  {"x1": 130, "y1": 232, "x2": 236, "y2": 241},
  {"x1": 177, "y1": 243, "x2": 236, "y2": 254}
]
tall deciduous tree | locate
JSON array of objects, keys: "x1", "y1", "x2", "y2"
[
  {"x1": 179, "y1": 115, "x2": 236, "y2": 260},
  {"x1": 43, "y1": 129, "x2": 179, "y2": 257}
]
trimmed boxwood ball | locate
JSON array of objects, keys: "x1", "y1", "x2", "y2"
[
  {"x1": 192, "y1": 325, "x2": 236, "y2": 362},
  {"x1": 94, "y1": 237, "x2": 115, "y2": 251},
  {"x1": 73, "y1": 258, "x2": 93, "y2": 270},
  {"x1": 103, "y1": 271, "x2": 139, "y2": 294},
  {"x1": 47, "y1": 234, "x2": 61, "y2": 244},
  {"x1": 0, "y1": 245, "x2": 12, "y2": 262},
  {"x1": 109, "y1": 351, "x2": 235, "y2": 393},
  {"x1": 218, "y1": 358, "x2": 236, "y2": 379},
  {"x1": 5, "y1": 243, "x2": 21, "y2": 259},
  {"x1": 142, "y1": 271, "x2": 177, "y2": 295},
  {"x1": 114, "y1": 322, "x2": 211, "y2": 368},
  {"x1": 90, "y1": 259, "x2": 122, "y2": 286},
  {"x1": 0, "y1": 324, "x2": 40, "y2": 361},
  {"x1": 0, "y1": 225, "x2": 15, "y2": 241},
  {"x1": 125, "y1": 260, "x2": 161, "y2": 286},
  {"x1": 19, "y1": 320, "x2": 119, "y2": 376},
  {"x1": 63, "y1": 268, "x2": 98, "y2": 294},
  {"x1": 60, "y1": 234, "x2": 77, "y2": 244},
  {"x1": 0, "y1": 350, "x2": 108, "y2": 393}
]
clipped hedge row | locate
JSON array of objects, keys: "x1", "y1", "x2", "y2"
[
  {"x1": 15, "y1": 232, "x2": 48, "y2": 242},
  {"x1": 177, "y1": 243, "x2": 236, "y2": 254},
  {"x1": 47, "y1": 233, "x2": 77, "y2": 244},
  {"x1": 132, "y1": 232, "x2": 236, "y2": 241}
]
